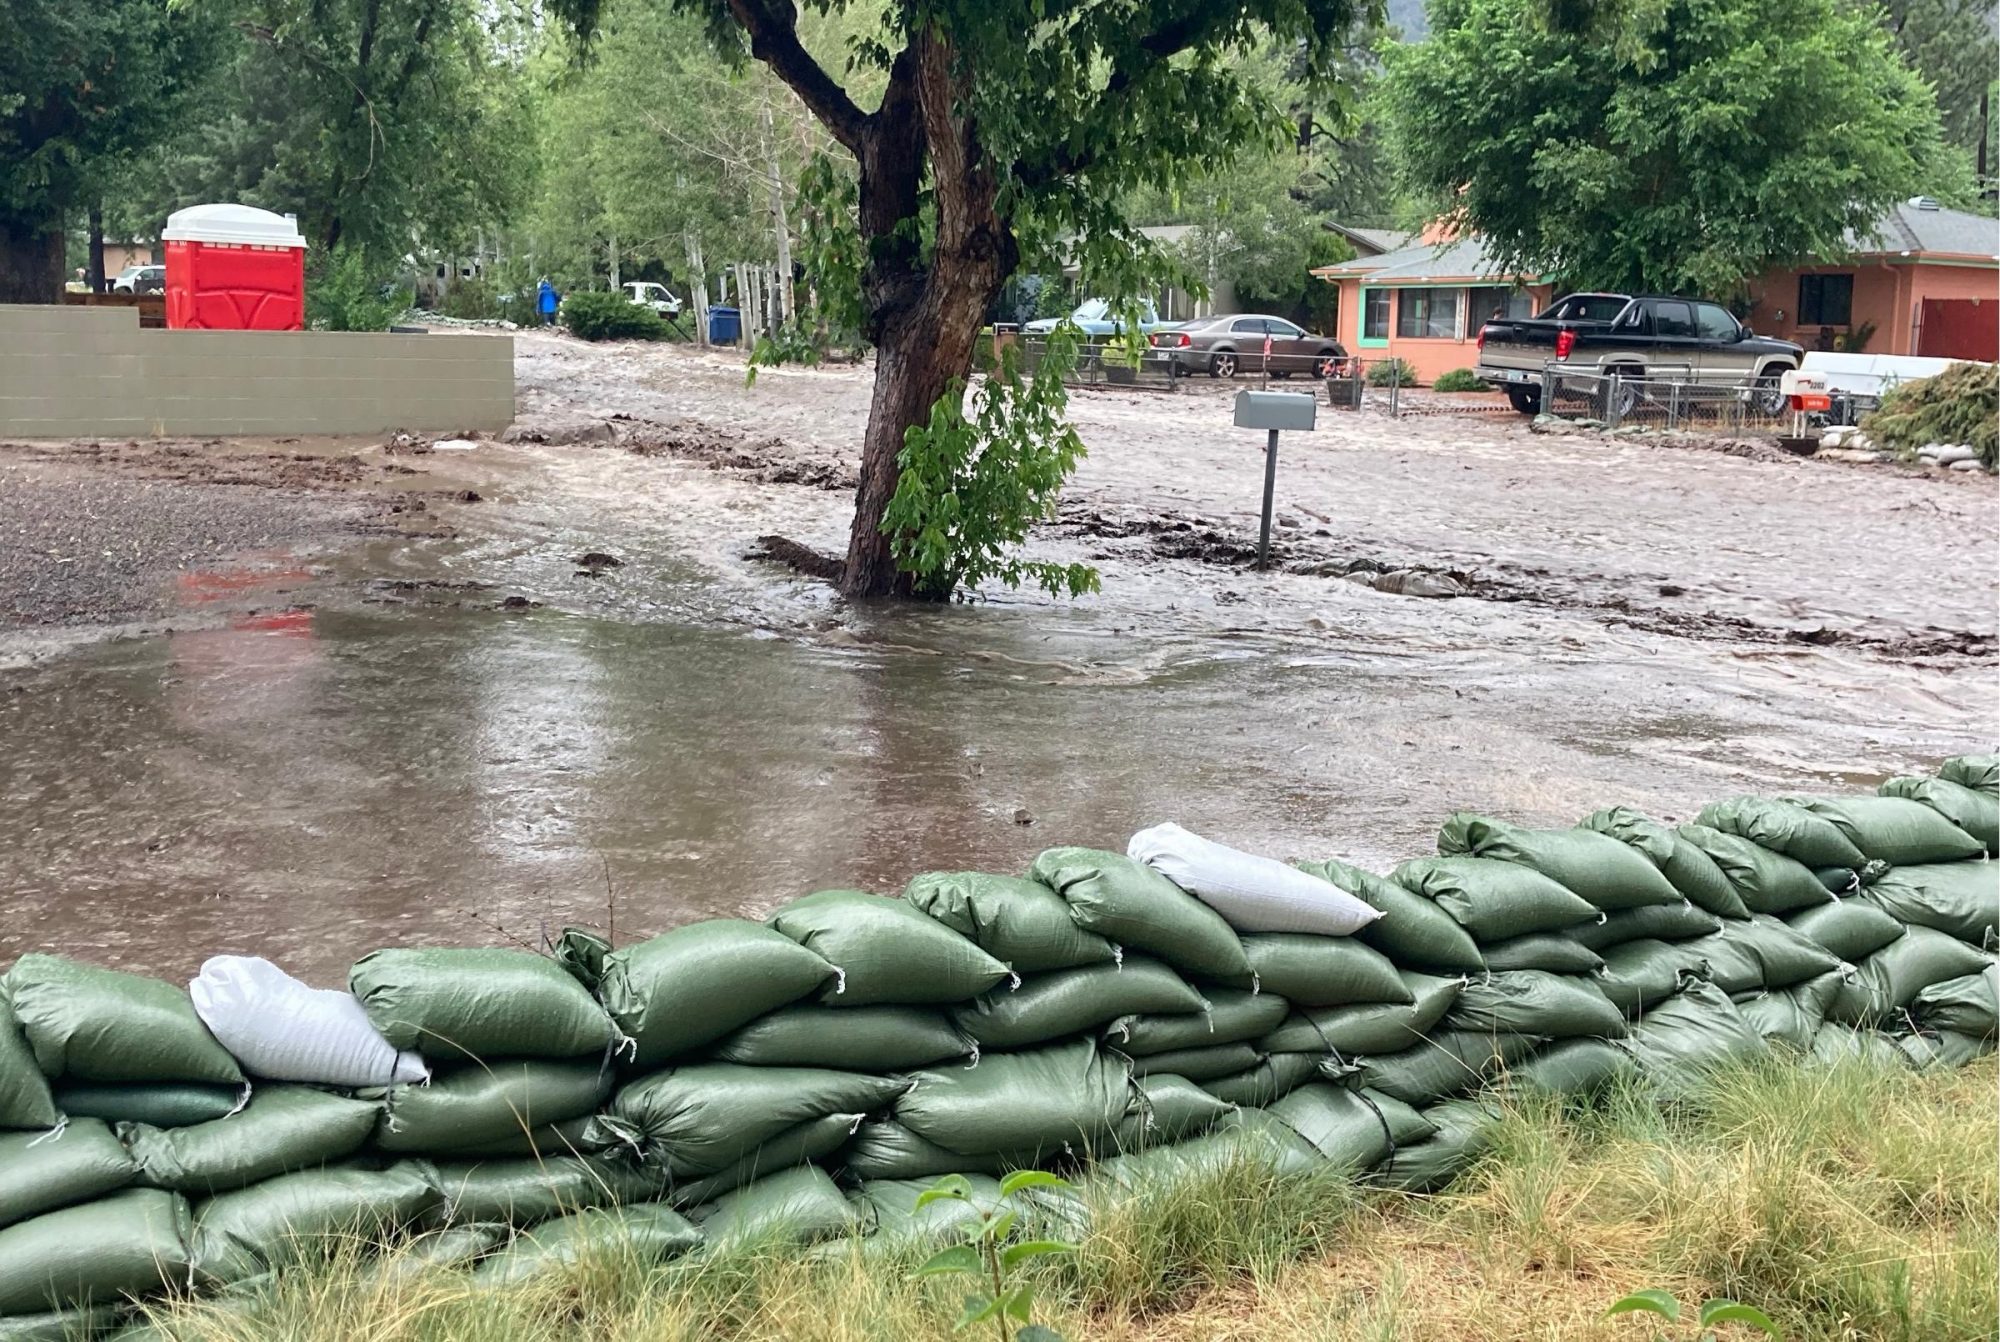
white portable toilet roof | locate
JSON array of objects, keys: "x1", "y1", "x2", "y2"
[{"x1": 162, "y1": 203, "x2": 308, "y2": 249}]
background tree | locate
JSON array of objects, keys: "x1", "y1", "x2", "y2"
[
  {"x1": 0, "y1": 0, "x2": 220, "y2": 302},
  {"x1": 552, "y1": 0, "x2": 1374, "y2": 598},
  {"x1": 1384, "y1": 0, "x2": 1955, "y2": 295}
]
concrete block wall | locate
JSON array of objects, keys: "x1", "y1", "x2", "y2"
[{"x1": 0, "y1": 305, "x2": 513, "y2": 438}]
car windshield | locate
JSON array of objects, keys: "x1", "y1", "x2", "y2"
[{"x1": 1070, "y1": 300, "x2": 1109, "y2": 321}]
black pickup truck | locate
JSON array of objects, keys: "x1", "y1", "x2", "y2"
[{"x1": 1475, "y1": 292, "x2": 1804, "y2": 415}]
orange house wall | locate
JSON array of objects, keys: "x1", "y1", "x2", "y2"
[
  {"x1": 1328, "y1": 276, "x2": 1554, "y2": 383},
  {"x1": 1742, "y1": 260, "x2": 1998, "y2": 355}
]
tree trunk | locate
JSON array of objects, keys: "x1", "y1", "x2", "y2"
[
  {"x1": 0, "y1": 213, "x2": 65, "y2": 304},
  {"x1": 840, "y1": 31, "x2": 1013, "y2": 598},
  {"x1": 608, "y1": 230, "x2": 620, "y2": 290},
  {"x1": 685, "y1": 232, "x2": 709, "y2": 346},
  {"x1": 760, "y1": 100, "x2": 794, "y2": 326},
  {"x1": 88, "y1": 201, "x2": 107, "y2": 294}
]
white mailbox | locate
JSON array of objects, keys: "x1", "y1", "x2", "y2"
[{"x1": 1234, "y1": 390, "x2": 1317, "y2": 431}]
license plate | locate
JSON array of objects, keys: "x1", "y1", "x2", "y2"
[{"x1": 1495, "y1": 369, "x2": 1527, "y2": 383}]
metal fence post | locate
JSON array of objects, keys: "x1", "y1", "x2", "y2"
[
  {"x1": 1388, "y1": 359, "x2": 1401, "y2": 418},
  {"x1": 1667, "y1": 381, "x2": 1680, "y2": 430}
]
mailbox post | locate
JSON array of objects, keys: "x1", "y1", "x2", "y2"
[{"x1": 1232, "y1": 390, "x2": 1317, "y2": 570}]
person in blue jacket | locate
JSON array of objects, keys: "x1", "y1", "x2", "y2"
[{"x1": 537, "y1": 278, "x2": 558, "y2": 326}]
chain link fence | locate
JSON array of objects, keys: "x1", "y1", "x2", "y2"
[{"x1": 1530, "y1": 366, "x2": 1796, "y2": 434}]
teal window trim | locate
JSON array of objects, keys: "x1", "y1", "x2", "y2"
[{"x1": 1358, "y1": 286, "x2": 1390, "y2": 347}]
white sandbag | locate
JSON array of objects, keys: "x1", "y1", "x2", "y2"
[
  {"x1": 1127, "y1": 823, "x2": 1382, "y2": 937},
  {"x1": 189, "y1": 957, "x2": 428, "y2": 1088}
]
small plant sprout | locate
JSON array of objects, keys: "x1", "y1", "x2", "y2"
[
  {"x1": 1606, "y1": 1287, "x2": 1782, "y2": 1340},
  {"x1": 909, "y1": 1170, "x2": 1079, "y2": 1342}
]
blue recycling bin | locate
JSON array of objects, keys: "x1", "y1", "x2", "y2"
[{"x1": 707, "y1": 305, "x2": 741, "y2": 344}]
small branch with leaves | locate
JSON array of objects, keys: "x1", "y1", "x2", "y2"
[{"x1": 909, "y1": 1170, "x2": 1079, "y2": 1342}]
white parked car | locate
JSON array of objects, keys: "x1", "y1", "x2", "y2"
[
  {"x1": 113, "y1": 264, "x2": 166, "y2": 294},
  {"x1": 623, "y1": 282, "x2": 682, "y2": 317}
]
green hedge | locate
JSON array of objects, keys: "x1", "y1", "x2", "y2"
[
  {"x1": 560, "y1": 290, "x2": 669, "y2": 342},
  {"x1": 1432, "y1": 368, "x2": 1489, "y2": 393}
]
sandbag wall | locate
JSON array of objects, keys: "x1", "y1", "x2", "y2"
[{"x1": 2, "y1": 755, "x2": 1996, "y2": 1336}]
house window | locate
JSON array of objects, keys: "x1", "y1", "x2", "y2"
[
  {"x1": 1798, "y1": 273, "x2": 1854, "y2": 326},
  {"x1": 1362, "y1": 289, "x2": 1390, "y2": 340},
  {"x1": 1468, "y1": 286, "x2": 1532, "y2": 328},
  {"x1": 1396, "y1": 289, "x2": 1459, "y2": 339}
]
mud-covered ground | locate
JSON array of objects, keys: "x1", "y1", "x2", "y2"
[{"x1": 0, "y1": 330, "x2": 1993, "y2": 981}]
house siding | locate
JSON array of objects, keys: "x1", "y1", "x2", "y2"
[
  {"x1": 1330, "y1": 276, "x2": 1553, "y2": 383},
  {"x1": 1742, "y1": 259, "x2": 1998, "y2": 357}
]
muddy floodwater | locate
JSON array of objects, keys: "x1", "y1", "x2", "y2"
[{"x1": 2, "y1": 334, "x2": 1994, "y2": 984}]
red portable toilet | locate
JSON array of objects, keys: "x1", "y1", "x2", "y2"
[{"x1": 162, "y1": 204, "x2": 309, "y2": 331}]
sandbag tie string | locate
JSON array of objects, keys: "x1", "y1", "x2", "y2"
[{"x1": 26, "y1": 1116, "x2": 68, "y2": 1148}]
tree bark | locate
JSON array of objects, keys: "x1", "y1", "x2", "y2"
[
  {"x1": 0, "y1": 213, "x2": 66, "y2": 304},
  {"x1": 760, "y1": 99, "x2": 794, "y2": 325},
  {"x1": 88, "y1": 201, "x2": 107, "y2": 294}
]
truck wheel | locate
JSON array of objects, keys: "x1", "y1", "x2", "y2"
[
  {"x1": 1750, "y1": 369, "x2": 1788, "y2": 416},
  {"x1": 1210, "y1": 351, "x2": 1237, "y2": 379},
  {"x1": 1505, "y1": 385, "x2": 1541, "y2": 415},
  {"x1": 1596, "y1": 370, "x2": 1639, "y2": 419}
]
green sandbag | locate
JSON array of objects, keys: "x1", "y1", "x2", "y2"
[
  {"x1": 475, "y1": 1202, "x2": 704, "y2": 1282},
  {"x1": 1695, "y1": 798, "x2": 1867, "y2": 870},
  {"x1": 0, "y1": 1308, "x2": 124, "y2": 1341},
  {"x1": 838, "y1": 1121, "x2": 1014, "y2": 1182},
  {"x1": 1258, "y1": 971, "x2": 1464, "y2": 1056},
  {"x1": 1477, "y1": 933, "x2": 1604, "y2": 974},
  {"x1": 1579, "y1": 808, "x2": 1749, "y2": 917},
  {"x1": 1128, "y1": 1042, "x2": 1264, "y2": 1082},
  {"x1": 123, "y1": 1085, "x2": 381, "y2": 1196},
  {"x1": 1505, "y1": 1038, "x2": 1633, "y2": 1096},
  {"x1": 1681, "y1": 915, "x2": 1841, "y2": 995},
  {"x1": 1677, "y1": 826, "x2": 1833, "y2": 916},
  {"x1": 1940, "y1": 753, "x2": 2000, "y2": 795},
  {"x1": 1809, "y1": 1022, "x2": 1909, "y2": 1069},
  {"x1": 711, "y1": 1004, "x2": 973, "y2": 1071},
  {"x1": 1862, "y1": 863, "x2": 1999, "y2": 945},
  {"x1": 895, "y1": 1039, "x2": 1126, "y2": 1158},
  {"x1": 350, "y1": 948, "x2": 614, "y2": 1063},
  {"x1": 450, "y1": 1114, "x2": 624, "y2": 1161},
  {"x1": 1297, "y1": 859, "x2": 1486, "y2": 973},
  {"x1": 1202, "y1": 1051, "x2": 1320, "y2": 1107},
  {"x1": 903, "y1": 872, "x2": 1117, "y2": 973},
  {"x1": 1267, "y1": 1083, "x2": 1428, "y2": 1171},
  {"x1": 1355, "y1": 1031, "x2": 1541, "y2": 1107},
  {"x1": 0, "y1": 993, "x2": 59, "y2": 1131},
  {"x1": 418, "y1": 1155, "x2": 647, "y2": 1227},
  {"x1": 191, "y1": 1165, "x2": 438, "y2": 1285},
  {"x1": 369, "y1": 1223, "x2": 511, "y2": 1278},
  {"x1": 768, "y1": 890, "x2": 1011, "y2": 1007},
  {"x1": 1897, "y1": 1029, "x2": 1996, "y2": 1070},
  {"x1": 597, "y1": 920, "x2": 835, "y2": 1069},
  {"x1": 7, "y1": 955, "x2": 241, "y2": 1086},
  {"x1": 1446, "y1": 971, "x2": 1626, "y2": 1040},
  {"x1": 1573, "y1": 902, "x2": 1723, "y2": 950},
  {"x1": 1437, "y1": 814, "x2": 1680, "y2": 911},
  {"x1": 0, "y1": 1189, "x2": 192, "y2": 1316},
  {"x1": 669, "y1": 1112, "x2": 859, "y2": 1206},
  {"x1": 1618, "y1": 982, "x2": 1768, "y2": 1097},
  {"x1": 1093, "y1": 1108, "x2": 1322, "y2": 1186},
  {"x1": 856, "y1": 1175, "x2": 1004, "y2": 1243},
  {"x1": 0, "y1": 1120, "x2": 136, "y2": 1230},
  {"x1": 694, "y1": 1165, "x2": 857, "y2": 1247},
  {"x1": 1827, "y1": 927, "x2": 1992, "y2": 1026},
  {"x1": 1115, "y1": 1074, "x2": 1236, "y2": 1148},
  {"x1": 1373, "y1": 1098, "x2": 1502, "y2": 1192},
  {"x1": 1030, "y1": 847, "x2": 1252, "y2": 982},
  {"x1": 1240, "y1": 933, "x2": 1411, "y2": 1006},
  {"x1": 951, "y1": 958, "x2": 1204, "y2": 1049},
  {"x1": 610, "y1": 1064, "x2": 907, "y2": 1177},
  {"x1": 1785, "y1": 899, "x2": 1906, "y2": 963},
  {"x1": 1111, "y1": 989, "x2": 1288, "y2": 1055},
  {"x1": 373, "y1": 1061, "x2": 610, "y2": 1155},
  {"x1": 1783, "y1": 796, "x2": 1984, "y2": 866},
  {"x1": 1909, "y1": 968, "x2": 1997, "y2": 1040},
  {"x1": 1595, "y1": 939, "x2": 1704, "y2": 1016},
  {"x1": 1733, "y1": 970, "x2": 1843, "y2": 1051},
  {"x1": 55, "y1": 1083, "x2": 243, "y2": 1129},
  {"x1": 1879, "y1": 777, "x2": 1999, "y2": 856},
  {"x1": 1389, "y1": 857, "x2": 1598, "y2": 941}
]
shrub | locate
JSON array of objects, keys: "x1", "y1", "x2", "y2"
[
  {"x1": 305, "y1": 247, "x2": 410, "y2": 332},
  {"x1": 1432, "y1": 367, "x2": 1488, "y2": 392},
  {"x1": 439, "y1": 278, "x2": 503, "y2": 321},
  {"x1": 560, "y1": 290, "x2": 669, "y2": 342},
  {"x1": 1863, "y1": 361, "x2": 1998, "y2": 468},
  {"x1": 1365, "y1": 357, "x2": 1421, "y2": 388}
]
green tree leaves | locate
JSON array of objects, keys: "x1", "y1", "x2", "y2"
[{"x1": 1384, "y1": 0, "x2": 1955, "y2": 295}]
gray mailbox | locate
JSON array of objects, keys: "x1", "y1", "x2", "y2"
[
  {"x1": 1233, "y1": 390, "x2": 1317, "y2": 431},
  {"x1": 1232, "y1": 391, "x2": 1316, "y2": 568}
]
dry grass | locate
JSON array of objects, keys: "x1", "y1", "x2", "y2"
[{"x1": 131, "y1": 1055, "x2": 1996, "y2": 1342}]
